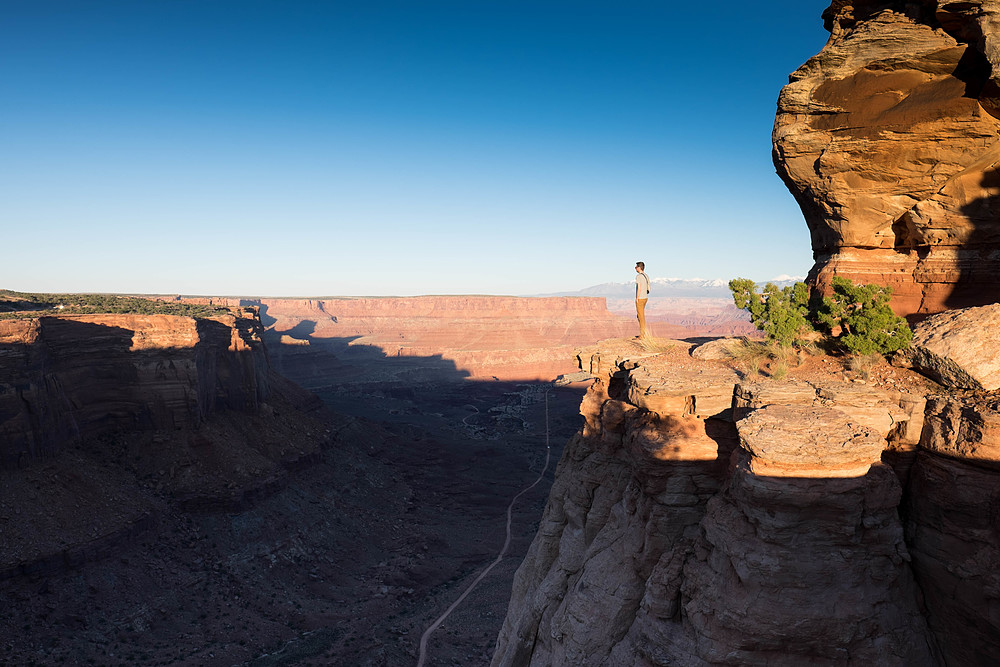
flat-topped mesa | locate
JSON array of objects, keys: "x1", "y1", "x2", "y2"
[
  {"x1": 250, "y1": 295, "x2": 633, "y2": 381},
  {"x1": 773, "y1": 0, "x2": 1000, "y2": 316}
]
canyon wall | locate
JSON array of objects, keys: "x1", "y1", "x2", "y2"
[
  {"x1": 0, "y1": 309, "x2": 332, "y2": 582},
  {"x1": 244, "y1": 296, "x2": 635, "y2": 382},
  {"x1": 0, "y1": 310, "x2": 269, "y2": 470},
  {"x1": 773, "y1": 0, "x2": 1000, "y2": 315},
  {"x1": 493, "y1": 337, "x2": 1000, "y2": 666}
]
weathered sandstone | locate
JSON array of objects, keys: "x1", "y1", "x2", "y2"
[
  {"x1": 906, "y1": 444, "x2": 1000, "y2": 665},
  {"x1": 493, "y1": 343, "x2": 736, "y2": 666},
  {"x1": 494, "y1": 335, "x2": 1000, "y2": 666},
  {"x1": 734, "y1": 378, "x2": 925, "y2": 447},
  {"x1": 736, "y1": 403, "x2": 886, "y2": 477},
  {"x1": 0, "y1": 311, "x2": 269, "y2": 469},
  {"x1": 896, "y1": 303, "x2": 1000, "y2": 390},
  {"x1": 773, "y1": 0, "x2": 1000, "y2": 315}
]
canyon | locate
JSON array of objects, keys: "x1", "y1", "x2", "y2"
[
  {"x1": 8, "y1": 2, "x2": 1000, "y2": 665},
  {"x1": 0, "y1": 289, "x2": 765, "y2": 665},
  {"x1": 172, "y1": 294, "x2": 756, "y2": 383},
  {"x1": 0, "y1": 300, "x2": 608, "y2": 665},
  {"x1": 6, "y1": 291, "x2": 1000, "y2": 665}
]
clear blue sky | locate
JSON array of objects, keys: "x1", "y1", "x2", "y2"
[{"x1": 2, "y1": 1, "x2": 830, "y2": 296}]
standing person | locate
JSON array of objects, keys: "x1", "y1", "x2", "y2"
[{"x1": 635, "y1": 261, "x2": 650, "y2": 338}]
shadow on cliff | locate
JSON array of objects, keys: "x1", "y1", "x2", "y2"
[
  {"x1": 946, "y1": 165, "x2": 1000, "y2": 310},
  {"x1": 941, "y1": 43, "x2": 1000, "y2": 310},
  {"x1": 0, "y1": 316, "x2": 271, "y2": 471}
]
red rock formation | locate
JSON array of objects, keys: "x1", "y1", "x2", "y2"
[
  {"x1": 249, "y1": 296, "x2": 634, "y2": 381},
  {"x1": 907, "y1": 396, "x2": 1000, "y2": 664},
  {"x1": 896, "y1": 302, "x2": 1000, "y2": 390},
  {"x1": 773, "y1": 0, "x2": 1000, "y2": 315},
  {"x1": 0, "y1": 309, "x2": 333, "y2": 582},
  {"x1": 493, "y1": 340, "x2": 954, "y2": 666},
  {"x1": 0, "y1": 311, "x2": 269, "y2": 470}
]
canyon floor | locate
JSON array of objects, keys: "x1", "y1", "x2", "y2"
[{"x1": 1, "y1": 338, "x2": 588, "y2": 666}]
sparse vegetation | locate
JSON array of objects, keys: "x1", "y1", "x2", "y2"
[
  {"x1": 846, "y1": 352, "x2": 882, "y2": 380},
  {"x1": 636, "y1": 336, "x2": 675, "y2": 354},
  {"x1": 0, "y1": 290, "x2": 231, "y2": 320},
  {"x1": 729, "y1": 276, "x2": 912, "y2": 358},
  {"x1": 728, "y1": 278, "x2": 813, "y2": 347},
  {"x1": 729, "y1": 338, "x2": 789, "y2": 378},
  {"x1": 813, "y1": 276, "x2": 912, "y2": 355}
]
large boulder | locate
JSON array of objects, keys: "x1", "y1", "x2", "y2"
[
  {"x1": 773, "y1": 1, "x2": 1000, "y2": 316},
  {"x1": 898, "y1": 303, "x2": 1000, "y2": 390}
]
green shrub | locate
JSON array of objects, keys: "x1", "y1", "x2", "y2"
[
  {"x1": 728, "y1": 278, "x2": 812, "y2": 346},
  {"x1": 814, "y1": 276, "x2": 912, "y2": 355}
]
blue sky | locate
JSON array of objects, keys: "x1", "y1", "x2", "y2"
[{"x1": 2, "y1": 1, "x2": 830, "y2": 296}]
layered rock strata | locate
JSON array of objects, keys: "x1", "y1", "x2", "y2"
[
  {"x1": 494, "y1": 333, "x2": 1000, "y2": 665},
  {"x1": 0, "y1": 311, "x2": 268, "y2": 469},
  {"x1": 907, "y1": 394, "x2": 1000, "y2": 664},
  {"x1": 0, "y1": 310, "x2": 329, "y2": 581},
  {"x1": 773, "y1": 0, "x2": 1000, "y2": 315},
  {"x1": 493, "y1": 344, "x2": 739, "y2": 666},
  {"x1": 181, "y1": 296, "x2": 635, "y2": 381}
]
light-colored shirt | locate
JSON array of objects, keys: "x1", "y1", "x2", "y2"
[{"x1": 636, "y1": 272, "x2": 650, "y2": 300}]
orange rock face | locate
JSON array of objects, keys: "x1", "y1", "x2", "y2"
[
  {"x1": 249, "y1": 296, "x2": 634, "y2": 381},
  {"x1": 773, "y1": 1, "x2": 1000, "y2": 315}
]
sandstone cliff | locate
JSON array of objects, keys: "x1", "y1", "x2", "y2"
[
  {"x1": 245, "y1": 296, "x2": 635, "y2": 382},
  {"x1": 0, "y1": 310, "x2": 329, "y2": 581},
  {"x1": 773, "y1": 0, "x2": 1000, "y2": 315},
  {"x1": 0, "y1": 310, "x2": 269, "y2": 469},
  {"x1": 493, "y1": 333, "x2": 1000, "y2": 666}
]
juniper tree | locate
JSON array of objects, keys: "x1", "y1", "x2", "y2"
[
  {"x1": 728, "y1": 278, "x2": 812, "y2": 347},
  {"x1": 814, "y1": 276, "x2": 912, "y2": 355}
]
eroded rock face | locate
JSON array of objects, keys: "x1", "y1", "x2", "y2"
[
  {"x1": 773, "y1": 0, "x2": 1000, "y2": 315},
  {"x1": 0, "y1": 311, "x2": 269, "y2": 469},
  {"x1": 493, "y1": 343, "x2": 942, "y2": 666},
  {"x1": 682, "y1": 453, "x2": 935, "y2": 666},
  {"x1": 907, "y1": 438, "x2": 1000, "y2": 665},
  {"x1": 897, "y1": 303, "x2": 1000, "y2": 390},
  {"x1": 492, "y1": 348, "x2": 737, "y2": 666}
]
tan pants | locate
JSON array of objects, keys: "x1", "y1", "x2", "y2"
[{"x1": 636, "y1": 298, "x2": 648, "y2": 338}]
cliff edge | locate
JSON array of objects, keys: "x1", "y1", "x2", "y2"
[
  {"x1": 493, "y1": 331, "x2": 1000, "y2": 665},
  {"x1": 0, "y1": 309, "x2": 329, "y2": 581}
]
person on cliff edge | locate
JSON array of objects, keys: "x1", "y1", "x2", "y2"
[{"x1": 635, "y1": 262, "x2": 650, "y2": 338}]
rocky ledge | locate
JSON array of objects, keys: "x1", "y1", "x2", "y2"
[{"x1": 494, "y1": 323, "x2": 1000, "y2": 665}]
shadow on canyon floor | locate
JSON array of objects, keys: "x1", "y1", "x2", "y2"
[
  {"x1": 0, "y1": 317, "x2": 588, "y2": 666},
  {"x1": 259, "y1": 328, "x2": 589, "y2": 664}
]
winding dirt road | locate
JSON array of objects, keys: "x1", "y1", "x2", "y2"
[{"x1": 416, "y1": 392, "x2": 552, "y2": 667}]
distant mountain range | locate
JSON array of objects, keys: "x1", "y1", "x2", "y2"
[{"x1": 536, "y1": 276, "x2": 805, "y2": 299}]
